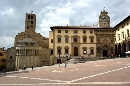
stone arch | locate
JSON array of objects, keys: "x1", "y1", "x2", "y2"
[{"x1": 102, "y1": 38, "x2": 109, "y2": 43}]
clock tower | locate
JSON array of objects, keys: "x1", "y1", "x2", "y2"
[{"x1": 98, "y1": 9, "x2": 110, "y2": 28}]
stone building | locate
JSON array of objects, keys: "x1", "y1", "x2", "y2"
[
  {"x1": 6, "y1": 47, "x2": 16, "y2": 71},
  {"x1": 6, "y1": 13, "x2": 50, "y2": 71},
  {"x1": 0, "y1": 47, "x2": 6, "y2": 71},
  {"x1": 115, "y1": 15, "x2": 130, "y2": 57},
  {"x1": 49, "y1": 9, "x2": 115, "y2": 64}
]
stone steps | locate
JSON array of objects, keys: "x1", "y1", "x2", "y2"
[{"x1": 67, "y1": 56, "x2": 88, "y2": 64}]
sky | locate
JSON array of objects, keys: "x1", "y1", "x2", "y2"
[{"x1": 0, "y1": 0, "x2": 130, "y2": 49}]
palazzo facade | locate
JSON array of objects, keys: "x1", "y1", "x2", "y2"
[
  {"x1": 115, "y1": 15, "x2": 130, "y2": 57},
  {"x1": 49, "y1": 9, "x2": 116, "y2": 64}
]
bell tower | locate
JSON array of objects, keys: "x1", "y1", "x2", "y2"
[
  {"x1": 98, "y1": 8, "x2": 110, "y2": 28},
  {"x1": 25, "y1": 12, "x2": 36, "y2": 32}
]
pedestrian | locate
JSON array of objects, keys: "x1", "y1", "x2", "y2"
[
  {"x1": 59, "y1": 63, "x2": 60, "y2": 67},
  {"x1": 24, "y1": 65, "x2": 26, "y2": 70},
  {"x1": 65, "y1": 62, "x2": 67, "y2": 68},
  {"x1": 119, "y1": 55, "x2": 120, "y2": 58},
  {"x1": 32, "y1": 66, "x2": 33, "y2": 71}
]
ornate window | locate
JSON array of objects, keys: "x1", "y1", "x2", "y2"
[
  {"x1": 83, "y1": 38, "x2": 86, "y2": 42},
  {"x1": 82, "y1": 35, "x2": 87, "y2": 43},
  {"x1": 64, "y1": 35, "x2": 69, "y2": 43},
  {"x1": 57, "y1": 35, "x2": 62, "y2": 43},
  {"x1": 89, "y1": 35, "x2": 94, "y2": 43},
  {"x1": 58, "y1": 38, "x2": 61, "y2": 43},
  {"x1": 74, "y1": 38, "x2": 77, "y2": 43},
  {"x1": 89, "y1": 47, "x2": 94, "y2": 55},
  {"x1": 57, "y1": 46, "x2": 62, "y2": 54},
  {"x1": 64, "y1": 46, "x2": 69, "y2": 54},
  {"x1": 82, "y1": 47, "x2": 87, "y2": 55},
  {"x1": 65, "y1": 38, "x2": 68, "y2": 43}
]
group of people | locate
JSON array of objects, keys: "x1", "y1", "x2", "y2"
[
  {"x1": 59, "y1": 61, "x2": 68, "y2": 68},
  {"x1": 23, "y1": 65, "x2": 33, "y2": 71}
]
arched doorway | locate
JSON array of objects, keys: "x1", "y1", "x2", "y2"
[{"x1": 74, "y1": 47, "x2": 78, "y2": 56}]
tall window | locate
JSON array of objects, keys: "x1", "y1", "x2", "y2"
[
  {"x1": 90, "y1": 38, "x2": 93, "y2": 43},
  {"x1": 58, "y1": 49, "x2": 61, "y2": 54},
  {"x1": 65, "y1": 38, "x2": 68, "y2": 43},
  {"x1": 90, "y1": 49, "x2": 94, "y2": 54},
  {"x1": 65, "y1": 49, "x2": 68, "y2": 53},
  {"x1": 82, "y1": 47, "x2": 87, "y2": 54},
  {"x1": 58, "y1": 30, "x2": 61, "y2": 33},
  {"x1": 57, "y1": 38, "x2": 61, "y2": 43},
  {"x1": 74, "y1": 38, "x2": 77, "y2": 43},
  {"x1": 83, "y1": 50, "x2": 86, "y2": 54},
  {"x1": 83, "y1": 38, "x2": 86, "y2": 42}
]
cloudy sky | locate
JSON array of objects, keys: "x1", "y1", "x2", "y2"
[{"x1": 0, "y1": 0, "x2": 130, "y2": 49}]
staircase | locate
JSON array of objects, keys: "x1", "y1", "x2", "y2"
[{"x1": 67, "y1": 56, "x2": 88, "y2": 64}]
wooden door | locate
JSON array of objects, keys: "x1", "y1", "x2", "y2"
[{"x1": 74, "y1": 47, "x2": 78, "y2": 56}]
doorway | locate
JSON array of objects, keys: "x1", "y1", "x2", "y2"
[
  {"x1": 74, "y1": 47, "x2": 78, "y2": 56},
  {"x1": 103, "y1": 50, "x2": 107, "y2": 56}
]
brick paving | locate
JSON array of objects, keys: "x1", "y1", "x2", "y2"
[{"x1": 0, "y1": 58, "x2": 130, "y2": 86}]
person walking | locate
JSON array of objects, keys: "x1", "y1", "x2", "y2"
[
  {"x1": 59, "y1": 63, "x2": 60, "y2": 67},
  {"x1": 24, "y1": 65, "x2": 26, "y2": 70},
  {"x1": 65, "y1": 62, "x2": 67, "y2": 68},
  {"x1": 32, "y1": 66, "x2": 33, "y2": 71}
]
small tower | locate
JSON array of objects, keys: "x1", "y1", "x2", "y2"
[
  {"x1": 98, "y1": 8, "x2": 110, "y2": 28},
  {"x1": 25, "y1": 12, "x2": 36, "y2": 32}
]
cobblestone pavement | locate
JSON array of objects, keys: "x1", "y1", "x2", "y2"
[{"x1": 0, "y1": 58, "x2": 130, "y2": 86}]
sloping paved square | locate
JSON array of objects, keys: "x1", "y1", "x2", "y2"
[{"x1": 0, "y1": 58, "x2": 130, "y2": 86}]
